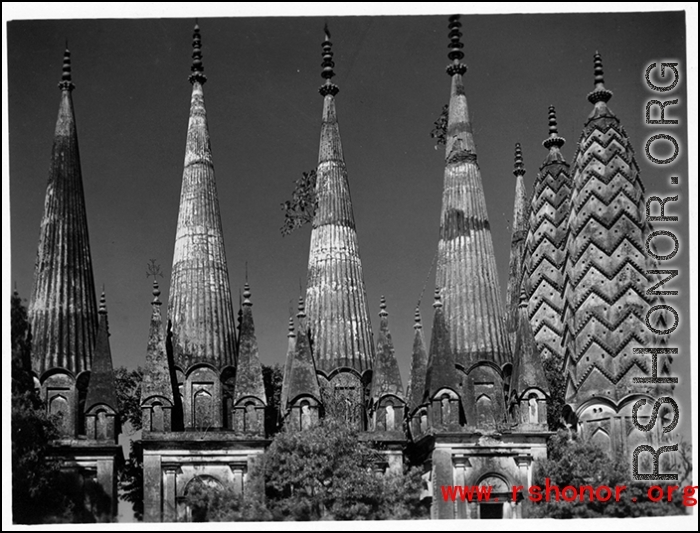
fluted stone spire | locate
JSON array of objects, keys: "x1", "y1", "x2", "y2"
[
  {"x1": 84, "y1": 291, "x2": 117, "y2": 413},
  {"x1": 29, "y1": 48, "x2": 98, "y2": 377},
  {"x1": 524, "y1": 106, "x2": 571, "y2": 363},
  {"x1": 436, "y1": 15, "x2": 511, "y2": 368},
  {"x1": 424, "y1": 289, "x2": 458, "y2": 399},
  {"x1": 232, "y1": 283, "x2": 266, "y2": 404},
  {"x1": 563, "y1": 52, "x2": 666, "y2": 406},
  {"x1": 286, "y1": 321, "x2": 321, "y2": 408},
  {"x1": 305, "y1": 25, "x2": 374, "y2": 374},
  {"x1": 369, "y1": 297, "x2": 404, "y2": 404},
  {"x1": 168, "y1": 24, "x2": 236, "y2": 371},
  {"x1": 505, "y1": 143, "x2": 529, "y2": 350},
  {"x1": 407, "y1": 306, "x2": 429, "y2": 411}
]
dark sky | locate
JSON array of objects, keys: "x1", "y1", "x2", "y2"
[{"x1": 6, "y1": 6, "x2": 692, "y2": 442}]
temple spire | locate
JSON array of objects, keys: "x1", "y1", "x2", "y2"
[
  {"x1": 369, "y1": 297, "x2": 404, "y2": 404},
  {"x1": 168, "y1": 22, "x2": 236, "y2": 373},
  {"x1": 407, "y1": 306, "x2": 428, "y2": 411},
  {"x1": 523, "y1": 107, "x2": 570, "y2": 363},
  {"x1": 319, "y1": 24, "x2": 339, "y2": 96},
  {"x1": 435, "y1": 15, "x2": 511, "y2": 368},
  {"x1": 280, "y1": 316, "x2": 297, "y2": 414},
  {"x1": 424, "y1": 289, "x2": 458, "y2": 400},
  {"x1": 232, "y1": 283, "x2": 266, "y2": 404},
  {"x1": 505, "y1": 143, "x2": 529, "y2": 349},
  {"x1": 305, "y1": 24, "x2": 375, "y2": 375},
  {"x1": 29, "y1": 47, "x2": 98, "y2": 377},
  {"x1": 84, "y1": 290, "x2": 118, "y2": 414},
  {"x1": 511, "y1": 288, "x2": 549, "y2": 398}
]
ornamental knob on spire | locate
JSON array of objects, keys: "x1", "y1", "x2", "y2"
[
  {"x1": 189, "y1": 23, "x2": 207, "y2": 85},
  {"x1": 513, "y1": 143, "x2": 526, "y2": 177},
  {"x1": 287, "y1": 316, "x2": 295, "y2": 337},
  {"x1": 542, "y1": 105, "x2": 566, "y2": 149},
  {"x1": 433, "y1": 287, "x2": 443, "y2": 308},
  {"x1": 296, "y1": 295, "x2": 306, "y2": 319},
  {"x1": 379, "y1": 295, "x2": 388, "y2": 317},
  {"x1": 243, "y1": 282, "x2": 252, "y2": 307},
  {"x1": 587, "y1": 51, "x2": 612, "y2": 104},
  {"x1": 319, "y1": 24, "x2": 339, "y2": 97},
  {"x1": 99, "y1": 289, "x2": 107, "y2": 315},
  {"x1": 446, "y1": 15, "x2": 467, "y2": 76},
  {"x1": 152, "y1": 279, "x2": 162, "y2": 305},
  {"x1": 413, "y1": 306, "x2": 422, "y2": 329},
  {"x1": 58, "y1": 48, "x2": 75, "y2": 91}
]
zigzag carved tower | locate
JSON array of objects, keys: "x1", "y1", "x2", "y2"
[
  {"x1": 304, "y1": 27, "x2": 375, "y2": 427},
  {"x1": 562, "y1": 53, "x2": 673, "y2": 452},
  {"x1": 524, "y1": 106, "x2": 571, "y2": 362},
  {"x1": 435, "y1": 16, "x2": 511, "y2": 369}
]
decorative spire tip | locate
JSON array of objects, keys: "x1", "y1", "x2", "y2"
[
  {"x1": 379, "y1": 295, "x2": 388, "y2": 317},
  {"x1": 543, "y1": 105, "x2": 565, "y2": 149},
  {"x1": 446, "y1": 15, "x2": 467, "y2": 76},
  {"x1": 319, "y1": 24, "x2": 339, "y2": 96},
  {"x1": 587, "y1": 50, "x2": 612, "y2": 104},
  {"x1": 99, "y1": 290, "x2": 107, "y2": 314},
  {"x1": 243, "y1": 282, "x2": 252, "y2": 306},
  {"x1": 513, "y1": 143, "x2": 526, "y2": 177},
  {"x1": 433, "y1": 287, "x2": 443, "y2": 308},
  {"x1": 414, "y1": 306, "x2": 422, "y2": 328},
  {"x1": 189, "y1": 22, "x2": 207, "y2": 85},
  {"x1": 58, "y1": 47, "x2": 75, "y2": 91}
]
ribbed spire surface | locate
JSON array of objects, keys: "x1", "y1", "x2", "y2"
[
  {"x1": 435, "y1": 16, "x2": 510, "y2": 368},
  {"x1": 305, "y1": 26, "x2": 374, "y2": 374},
  {"x1": 232, "y1": 283, "x2": 266, "y2": 404},
  {"x1": 563, "y1": 52, "x2": 664, "y2": 405},
  {"x1": 29, "y1": 48, "x2": 98, "y2": 377},
  {"x1": 369, "y1": 297, "x2": 404, "y2": 403},
  {"x1": 141, "y1": 280, "x2": 174, "y2": 404},
  {"x1": 505, "y1": 143, "x2": 529, "y2": 349},
  {"x1": 424, "y1": 289, "x2": 458, "y2": 400},
  {"x1": 524, "y1": 106, "x2": 571, "y2": 362},
  {"x1": 168, "y1": 24, "x2": 236, "y2": 371},
  {"x1": 84, "y1": 291, "x2": 117, "y2": 412},
  {"x1": 407, "y1": 307, "x2": 429, "y2": 411}
]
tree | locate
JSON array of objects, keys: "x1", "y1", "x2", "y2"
[
  {"x1": 119, "y1": 441, "x2": 144, "y2": 521},
  {"x1": 528, "y1": 430, "x2": 687, "y2": 518},
  {"x1": 280, "y1": 169, "x2": 317, "y2": 236},
  {"x1": 262, "y1": 364, "x2": 284, "y2": 436},
  {"x1": 114, "y1": 366, "x2": 144, "y2": 433},
  {"x1": 543, "y1": 355, "x2": 566, "y2": 431},
  {"x1": 430, "y1": 104, "x2": 449, "y2": 149}
]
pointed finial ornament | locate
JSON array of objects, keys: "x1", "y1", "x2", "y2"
[
  {"x1": 433, "y1": 287, "x2": 443, "y2": 308},
  {"x1": 189, "y1": 23, "x2": 207, "y2": 85},
  {"x1": 99, "y1": 290, "x2": 107, "y2": 314},
  {"x1": 58, "y1": 48, "x2": 75, "y2": 91},
  {"x1": 296, "y1": 295, "x2": 306, "y2": 318},
  {"x1": 414, "y1": 306, "x2": 422, "y2": 329},
  {"x1": 319, "y1": 24, "x2": 339, "y2": 97},
  {"x1": 446, "y1": 15, "x2": 468, "y2": 76},
  {"x1": 542, "y1": 105, "x2": 566, "y2": 149},
  {"x1": 518, "y1": 285, "x2": 528, "y2": 307},
  {"x1": 243, "y1": 282, "x2": 252, "y2": 306},
  {"x1": 513, "y1": 143, "x2": 526, "y2": 177},
  {"x1": 587, "y1": 51, "x2": 612, "y2": 104},
  {"x1": 152, "y1": 279, "x2": 162, "y2": 305},
  {"x1": 379, "y1": 295, "x2": 388, "y2": 317},
  {"x1": 287, "y1": 316, "x2": 296, "y2": 337}
]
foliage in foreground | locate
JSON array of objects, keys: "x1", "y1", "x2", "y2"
[{"x1": 280, "y1": 169, "x2": 317, "y2": 236}]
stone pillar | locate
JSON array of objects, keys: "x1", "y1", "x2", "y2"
[
  {"x1": 231, "y1": 464, "x2": 245, "y2": 495},
  {"x1": 96, "y1": 458, "x2": 116, "y2": 516},
  {"x1": 143, "y1": 453, "x2": 162, "y2": 522},
  {"x1": 432, "y1": 448, "x2": 454, "y2": 519},
  {"x1": 453, "y1": 456, "x2": 468, "y2": 519},
  {"x1": 162, "y1": 465, "x2": 178, "y2": 522}
]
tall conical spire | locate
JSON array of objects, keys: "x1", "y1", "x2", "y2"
[
  {"x1": 563, "y1": 52, "x2": 665, "y2": 405},
  {"x1": 168, "y1": 23, "x2": 236, "y2": 371},
  {"x1": 407, "y1": 306, "x2": 429, "y2": 411},
  {"x1": 280, "y1": 315, "x2": 297, "y2": 413},
  {"x1": 84, "y1": 290, "x2": 118, "y2": 413},
  {"x1": 511, "y1": 288, "x2": 549, "y2": 398},
  {"x1": 435, "y1": 15, "x2": 511, "y2": 368},
  {"x1": 232, "y1": 283, "x2": 266, "y2": 404},
  {"x1": 305, "y1": 24, "x2": 374, "y2": 374},
  {"x1": 424, "y1": 289, "x2": 458, "y2": 399},
  {"x1": 505, "y1": 143, "x2": 529, "y2": 349},
  {"x1": 29, "y1": 47, "x2": 98, "y2": 377},
  {"x1": 523, "y1": 106, "x2": 571, "y2": 363},
  {"x1": 369, "y1": 297, "x2": 404, "y2": 403},
  {"x1": 286, "y1": 321, "x2": 321, "y2": 409}
]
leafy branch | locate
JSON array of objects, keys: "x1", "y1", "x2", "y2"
[
  {"x1": 280, "y1": 169, "x2": 318, "y2": 237},
  {"x1": 430, "y1": 104, "x2": 449, "y2": 149}
]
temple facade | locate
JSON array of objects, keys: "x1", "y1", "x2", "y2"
[{"x1": 27, "y1": 49, "x2": 122, "y2": 520}]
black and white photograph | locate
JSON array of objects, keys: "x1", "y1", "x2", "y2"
[{"x1": 4, "y1": 4, "x2": 696, "y2": 527}]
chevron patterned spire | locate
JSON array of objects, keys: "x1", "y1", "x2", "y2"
[
  {"x1": 168, "y1": 23, "x2": 236, "y2": 371},
  {"x1": 523, "y1": 106, "x2": 571, "y2": 363},
  {"x1": 436, "y1": 15, "x2": 511, "y2": 368},
  {"x1": 305, "y1": 25, "x2": 375, "y2": 374},
  {"x1": 29, "y1": 48, "x2": 98, "y2": 377},
  {"x1": 505, "y1": 143, "x2": 529, "y2": 350},
  {"x1": 562, "y1": 52, "x2": 667, "y2": 406}
]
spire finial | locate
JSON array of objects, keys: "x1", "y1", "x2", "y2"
[
  {"x1": 519, "y1": 285, "x2": 528, "y2": 307},
  {"x1": 414, "y1": 306, "x2": 422, "y2": 329},
  {"x1": 379, "y1": 295, "x2": 388, "y2": 317},
  {"x1": 189, "y1": 22, "x2": 207, "y2": 85},
  {"x1": 288, "y1": 316, "x2": 295, "y2": 337},
  {"x1": 58, "y1": 47, "x2": 75, "y2": 91},
  {"x1": 296, "y1": 295, "x2": 306, "y2": 319},
  {"x1": 99, "y1": 289, "x2": 107, "y2": 314},
  {"x1": 152, "y1": 279, "x2": 162, "y2": 305},
  {"x1": 542, "y1": 105, "x2": 566, "y2": 149},
  {"x1": 243, "y1": 282, "x2": 252, "y2": 306},
  {"x1": 433, "y1": 287, "x2": 443, "y2": 308},
  {"x1": 446, "y1": 15, "x2": 468, "y2": 76},
  {"x1": 319, "y1": 24, "x2": 339, "y2": 97},
  {"x1": 587, "y1": 51, "x2": 612, "y2": 104},
  {"x1": 513, "y1": 143, "x2": 526, "y2": 177}
]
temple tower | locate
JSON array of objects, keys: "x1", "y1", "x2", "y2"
[
  {"x1": 304, "y1": 26, "x2": 375, "y2": 428},
  {"x1": 523, "y1": 106, "x2": 571, "y2": 365},
  {"x1": 562, "y1": 52, "x2": 674, "y2": 455}
]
